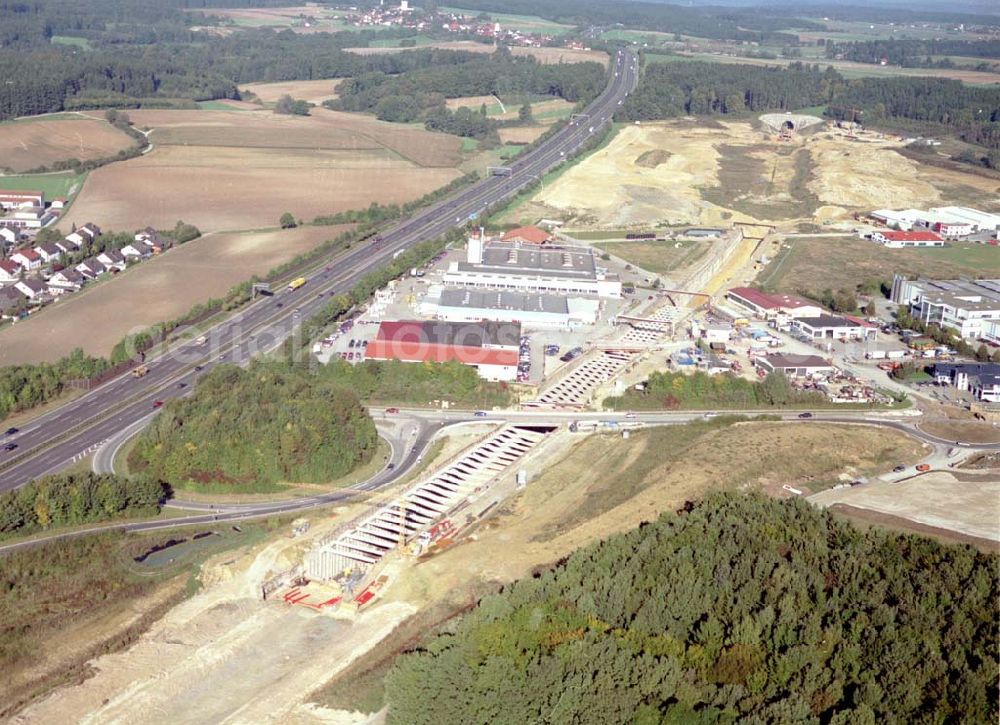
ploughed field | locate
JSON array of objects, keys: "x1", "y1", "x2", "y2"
[
  {"x1": 0, "y1": 115, "x2": 135, "y2": 173},
  {"x1": 60, "y1": 108, "x2": 463, "y2": 233}
]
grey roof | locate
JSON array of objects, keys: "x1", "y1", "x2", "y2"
[
  {"x1": 376, "y1": 320, "x2": 520, "y2": 348},
  {"x1": 973, "y1": 373, "x2": 1000, "y2": 387},
  {"x1": 439, "y1": 288, "x2": 569, "y2": 315},
  {"x1": 763, "y1": 353, "x2": 832, "y2": 368},
  {"x1": 934, "y1": 362, "x2": 1000, "y2": 377},
  {"x1": 911, "y1": 278, "x2": 1000, "y2": 309},
  {"x1": 456, "y1": 242, "x2": 598, "y2": 281},
  {"x1": 0, "y1": 286, "x2": 25, "y2": 309},
  {"x1": 795, "y1": 315, "x2": 864, "y2": 328}
]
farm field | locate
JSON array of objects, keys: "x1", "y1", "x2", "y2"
[
  {"x1": 758, "y1": 235, "x2": 1000, "y2": 296},
  {"x1": 240, "y1": 78, "x2": 345, "y2": 105},
  {"x1": 0, "y1": 224, "x2": 351, "y2": 364},
  {"x1": 498, "y1": 119, "x2": 1000, "y2": 232},
  {"x1": 0, "y1": 115, "x2": 134, "y2": 173},
  {"x1": 0, "y1": 171, "x2": 84, "y2": 199},
  {"x1": 60, "y1": 108, "x2": 463, "y2": 233},
  {"x1": 445, "y1": 95, "x2": 572, "y2": 123},
  {"x1": 438, "y1": 6, "x2": 575, "y2": 35},
  {"x1": 344, "y1": 40, "x2": 608, "y2": 65}
]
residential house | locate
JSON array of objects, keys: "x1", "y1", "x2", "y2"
[
  {"x1": 55, "y1": 238, "x2": 81, "y2": 255},
  {"x1": 34, "y1": 242, "x2": 63, "y2": 265},
  {"x1": 135, "y1": 227, "x2": 168, "y2": 253},
  {"x1": 0, "y1": 259, "x2": 21, "y2": 283},
  {"x1": 0, "y1": 286, "x2": 26, "y2": 317},
  {"x1": 75, "y1": 258, "x2": 106, "y2": 279},
  {"x1": 972, "y1": 372, "x2": 1000, "y2": 403},
  {"x1": 49, "y1": 197, "x2": 67, "y2": 210},
  {"x1": 15, "y1": 278, "x2": 47, "y2": 300},
  {"x1": 48, "y1": 268, "x2": 85, "y2": 294},
  {"x1": 0, "y1": 226, "x2": 18, "y2": 246},
  {"x1": 65, "y1": 222, "x2": 102, "y2": 247},
  {"x1": 96, "y1": 249, "x2": 126, "y2": 271},
  {"x1": 10, "y1": 248, "x2": 42, "y2": 271},
  {"x1": 121, "y1": 240, "x2": 153, "y2": 259},
  {"x1": 933, "y1": 363, "x2": 1000, "y2": 402}
]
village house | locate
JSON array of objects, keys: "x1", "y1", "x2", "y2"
[
  {"x1": 75, "y1": 257, "x2": 106, "y2": 279},
  {"x1": 47, "y1": 268, "x2": 85, "y2": 294},
  {"x1": 10, "y1": 248, "x2": 42, "y2": 271},
  {"x1": 0, "y1": 259, "x2": 21, "y2": 283},
  {"x1": 66, "y1": 222, "x2": 102, "y2": 246},
  {"x1": 121, "y1": 240, "x2": 153, "y2": 259},
  {"x1": 0, "y1": 226, "x2": 19, "y2": 246},
  {"x1": 33, "y1": 242, "x2": 63, "y2": 265},
  {"x1": 0, "y1": 286, "x2": 26, "y2": 317},
  {"x1": 15, "y1": 278, "x2": 47, "y2": 300},
  {"x1": 97, "y1": 249, "x2": 126, "y2": 271},
  {"x1": 55, "y1": 238, "x2": 81, "y2": 255}
]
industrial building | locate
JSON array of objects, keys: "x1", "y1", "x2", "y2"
[
  {"x1": 421, "y1": 287, "x2": 599, "y2": 328},
  {"x1": 755, "y1": 353, "x2": 835, "y2": 377},
  {"x1": 366, "y1": 319, "x2": 520, "y2": 381},
  {"x1": 443, "y1": 239, "x2": 622, "y2": 298},
  {"x1": 791, "y1": 314, "x2": 878, "y2": 341},
  {"x1": 726, "y1": 287, "x2": 824, "y2": 320},
  {"x1": 870, "y1": 230, "x2": 944, "y2": 248},
  {"x1": 869, "y1": 206, "x2": 1000, "y2": 236},
  {"x1": 892, "y1": 276, "x2": 1000, "y2": 340}
]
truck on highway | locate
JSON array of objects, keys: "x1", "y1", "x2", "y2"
[
  {"x1": 132, "y1": 365, "x2": 150, "y2": 379},
  {"x1": 287, "y1": 277, "x2": 306, "y2": 291},
  {"x1": 195, "y1": 335, "x2": 207, "y2": 346}
]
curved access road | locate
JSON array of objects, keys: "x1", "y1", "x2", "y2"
[{"x1": 0, "y1": 50, "x2": 639, "y2": 493}]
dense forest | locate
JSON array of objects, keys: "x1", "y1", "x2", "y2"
[
  {"x1": 320, "y1": 358, "x2": 513, "y2": 408},
  {"x1": 129, "y1": 363, "x2": 377, "y2": 487},
  {"x1": 620, "y1": 61, "x2": 1000, "y2": 149},
  {"x1": 0, "y1": 348, "x2": 112, "y2": 421},
  {"x1": 328, "y1": 48, "x2": 605, "y2": 125},
  {"x1": 605, "y1": 369, "x2": 828, "y2": 410},
  {"x1": 0, "y1": 472, "x2": 166, "y2": 538},
  {"x1": 385, "y1": 493, "x2": 998, "y2": 724}
]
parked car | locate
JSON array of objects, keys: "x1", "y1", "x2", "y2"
[
  {"x1": 385, "y1": 407, "x2": 400, "y2": 414},
  {"x1": 892, "y1": 465, "x2": 906, "y2": 472}
]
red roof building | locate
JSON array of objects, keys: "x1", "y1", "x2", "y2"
[
  {"x1": 501, "y1": 225, "x2": 552, "y2": 245},
  {"x1": 871, "y1": 230, "x2": 944, "y2": 248},
  {"x1": 366, "y1": 320, "x2": 519, "y2": 381},
  {"x1": 727, "y1": 287, "x2": 824, "y2": 319}
]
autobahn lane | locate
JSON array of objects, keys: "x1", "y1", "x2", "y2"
[{"x1": 0, "y1": 51, "x2": 638, "y2": 491}]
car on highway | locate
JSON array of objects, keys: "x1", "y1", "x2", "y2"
[
  {"x1": 194, "y1": 365, "x2": 203, "y2": 372},
  {"x1": 3, "y1": 442, "x2": 17, "y2": 452},
  {"x1": 152, "y1": 400, "x2": 164, "y2": 408},
  {"x1": 386, "y1": 463, "x2": 395, "y2": 471},
  {"x1": 798, "y1": 412, "x2": 814, "y2": 419},
  {"x1": 385, "y1": 407, "x2": 399, "y2": 414},
  {"x1": 177, "y1": 382, "x2": 187, "y2": 388},
  {"x1": 474, "y1": 411, "x2": 488, "y2": 417},
  {"x1": 625, "y1": 411, "x2": 637, "y2": 419},
  {"x1": 4, "y1": 427, "x2": 17, "y2": 436}
]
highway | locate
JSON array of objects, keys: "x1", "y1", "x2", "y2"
[
  {"x1": 0, "y1": 50, "x2": 639, "y2": 493},
  {"x1": 1, "y1": 405, "x2": 989, "y2": 555}
]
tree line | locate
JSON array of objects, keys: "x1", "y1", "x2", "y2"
[
  {"x1": 0, "y1": 472, "x2": 166, "y2": 539},
  {"x1": 385, "y1": 492, "x2": 998, "y2": 724},
  {"x1": 619, "y1": 60, "x2": 1000, "y2": 150},
  {"x1": 825, "y1": 38, "x2": 1000, "y2": 69},
  {"x1": 128, "y1": 363, "x2": 378, "y2": 488}
]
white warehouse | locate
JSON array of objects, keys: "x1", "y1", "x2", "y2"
[
  {"x1": 443, "y1": 239, "x2": 622, "y2": 299},
  {"x1": 422, "y1": 287, "x2": 600, "y2": 329}
]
